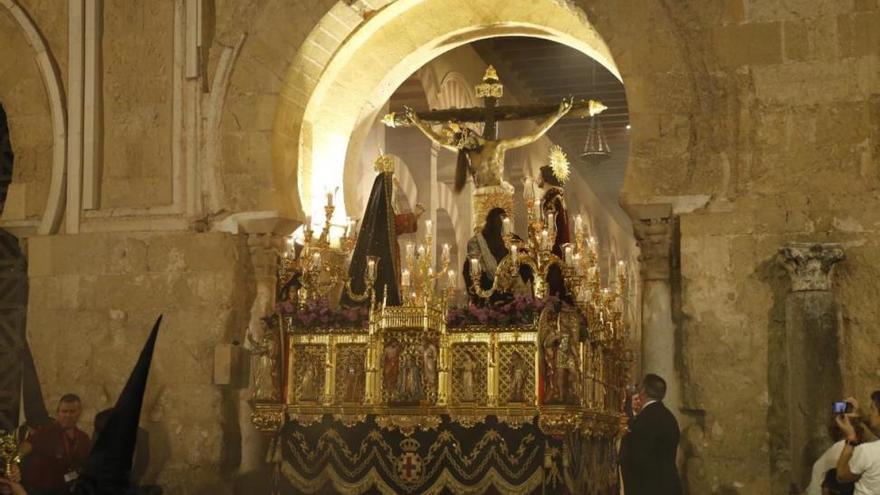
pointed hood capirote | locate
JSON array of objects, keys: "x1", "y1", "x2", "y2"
[{"x1": 75, "y1": 315, "x2": 162, "y2": 495}]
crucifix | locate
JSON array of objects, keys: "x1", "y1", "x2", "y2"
[{"x1": 382, "y1": 65, "x2": 606, "y2": 193}]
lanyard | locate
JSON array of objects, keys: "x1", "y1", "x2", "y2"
[{"x1": 61, "y1": 429, "x2": 78, "y2": 461}]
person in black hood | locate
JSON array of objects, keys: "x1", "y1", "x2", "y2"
[{"x1": 1, "y1": 316, "x2": 164, "y2": 495}]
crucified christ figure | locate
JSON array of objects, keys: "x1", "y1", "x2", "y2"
[{"x1": 404, "y1": 98, "x2": 573, "y2": 193}]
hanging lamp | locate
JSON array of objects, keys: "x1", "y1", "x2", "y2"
[{"x1": 580, "y1": 65, "x2": 611, "y2": 166}]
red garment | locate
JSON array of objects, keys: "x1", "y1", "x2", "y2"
[
  {"x1": 394, "y1": 212, "x2": 418, "y2": 235},
  {"x1": 23, "y1": 423, "x2": 91, "y2": 493}
]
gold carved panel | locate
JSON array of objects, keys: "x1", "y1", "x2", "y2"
[
  {"x1": 335, "y1": 344, "x2": 367, "y2": 404},
  {"x1": 381, "y1": 331, "x2": 439, "y2": 404},
  {"x1": 292, "y1": 344, "x2": 326, "y2": 404},
  {"x1": 498, "y1": 343, "x2": 536, "y2": 406},
  {"x1": 450, "y1": 343, "x2": 488, "y2": 405}
]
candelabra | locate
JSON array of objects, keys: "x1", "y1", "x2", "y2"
[
  {"x1": 278, "y1": 193, "x2": 371, "y2": 307},
  {"x1": 399, "y1": 219, "x2": 456, "y2": 307}
]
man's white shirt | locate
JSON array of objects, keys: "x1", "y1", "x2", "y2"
[
  {"x1": 850, "y1": 439, "x2": 880, "y2": 495},
  {"x1": 806, "y1": 440, "x2": 844, "y2": 495}
]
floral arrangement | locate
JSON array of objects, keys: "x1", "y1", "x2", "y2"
[
  {"x1": 274, "y1": 299, "x2": 370, "y2": 329},
  {"x1": 446, "y1": 295, "x2": 556, "y2": 327}
]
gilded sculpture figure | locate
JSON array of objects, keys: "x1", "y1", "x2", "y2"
[
  {"x1": 248, "y1": 319, "x2": 280, "y2": 402},
  {"x1": 509, "y1": 351, "x2": 528, "y2": 403},
  {"x1": 460, "y1": 351, "x2": 477, "y2": 402}
]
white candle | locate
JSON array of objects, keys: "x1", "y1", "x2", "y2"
[
  {"x1": 533, "y1": 199, "x2": 541, "y2": 217},
  {"x1": 617, "y1": 260, "x2": 626, "y2": 280},
  {"x1": 502, "y1": 217, "x2": 512, "y2": 236},
  {"x1": 402, "y1": 269, "x2": 411, "y2": 287},
  {"x1": 447, "y1": 269, "x2": 456, "y2": 288},
  {"x1": 564, "y1": 244, "x2": 573, "y2": 265},
  {"x1": 469, "y1": 257, "x2": 481, "y2": 274},
  {"x1": 541, "y1": 230, "x2": 549, "y2": 250},
  {"x1": 575, "y1": 214, "x2": 583, "y2": 234},
  {"x1": 589, "y1": 236, "x2": 597, "y2": 253},
  {"x1": 367, "y1": 258, "x2": 377, "y2": 280},
  {"x1": 346, "y1": 217, "x2": 356, "y2": 237},
  {"x1": 417, "y1": 245, "x2": 426, "y2": 258},
  {"x1": 441, "y1": 243, "x2": 451, "y2": 263},
  {"x1": 510, "y1": 244, "x2": 518, "y2": 262},
  {"x1": 311, "y1": 252, "x2": 321, "y2": 268},
  {"x1": 406, "y1": 243, "x2": 415, "y2": 259},
  {"x1": 545, "y1": 212, "x2": 555, "y2": 229},
  {"x1": 425, "y1": 219, "x2": 432, "y2": 233}
]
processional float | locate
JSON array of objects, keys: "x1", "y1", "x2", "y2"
[{"x1": 250, "y1": 68, "x2": 632, "y2": 495}]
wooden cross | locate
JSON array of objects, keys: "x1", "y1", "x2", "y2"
[{"x1": 383, "y1": 65, "x2": 605, "y2": 139}]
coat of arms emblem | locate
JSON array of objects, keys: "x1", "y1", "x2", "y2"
[{"x1": 397, "y1": 437, "x2": 423, "y2": 484}]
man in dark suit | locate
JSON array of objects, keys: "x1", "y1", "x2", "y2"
[{"x1": 620, "y1": 373, "x2": 683, "y2": 495}]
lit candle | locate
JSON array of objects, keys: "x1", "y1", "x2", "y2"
[
  {"x1": 406, "y1": 243, "x2": 415, "y2": 259},
  {"x1": 469, "y1": 257, "x2": 481, "y2": 275},
  {"x1": 546, "y1": 212, "x2": 555, "y2": 229},
  {"x1": 510, "y1": 244, "x2": 518, "y2": 262},
  {"x1": 541, "y1": 230, "x2": 549, "y2": 250},
  {"x1": 366, "y1": 258, "x2": 377, "y2": 280},
  {"x1": 417, "y1": 244, "x2": 426, "y2": 258},
  {"x1": 425, "y1": 219, "x2": 433, "y2": 233},
  {"x1": 441, "y1": 243, "x2": 451, "y2": 263},
  {"x1": 589, "y1": 236, "x2": 597, "y2": 253},
  {"x1": 564, "y1": 244, "x2": 573, "y2": 265},
  {"x1": 575, "y1": 214, "x2": 583, "y2": 234},
  {"x1": 402, "y1": 269, "x2": 411, "y2": 287},
  {"x1": 447, "y1": 269, "x2": 456, "y2": 288},
  {"x1": 502, "y1": 217, "x2": 512, "y2": 236},
  {"x1": 617, "y1": 260, "x2": 626, "y2": 280}
]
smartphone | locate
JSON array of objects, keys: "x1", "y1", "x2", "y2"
[{"x1": 832, "y1": 401, "x2": 854, "y2": 414}]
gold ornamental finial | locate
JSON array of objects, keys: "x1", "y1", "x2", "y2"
[
  {"x1": 548, "y1": 145, "x2": 570, "y2": 184},
  {"x1": 374, "y1": 151, "x2": 395, "y2": 174},
  {"x1": 483, "y1": 65, "x2": 499, "y2": 82},
  {"x1": 475, "y1": 65, "x2": 503, "y2": 99}
]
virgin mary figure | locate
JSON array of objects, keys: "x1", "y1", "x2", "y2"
[{"x1": 342, "y1": 154, "x2": 423, "y2": 307}]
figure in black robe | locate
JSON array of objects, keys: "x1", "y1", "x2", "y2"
[
  {"x1": 538, "y1": 165, "x2": 572, "y2": 303},
  {"x1": 342, "y1": 170, "x2": 419, "y2": 307},
  {"x1": 463, "y1": 207, "x2": 533, "y2": 305}
]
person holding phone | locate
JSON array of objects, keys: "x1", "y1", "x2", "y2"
[
  {"x1": 835, "y1": 391, "x2": 880, "y2": 493},
  {"x1": 806, "y1": 410, "x2": 853, "y2": 495}
]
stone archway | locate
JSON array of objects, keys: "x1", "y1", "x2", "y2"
[{"x1": 272, "y1": 0, "x2": 622, "y2": 226}]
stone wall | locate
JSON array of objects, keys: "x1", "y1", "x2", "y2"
[
  {"x1": 27, "y1": 231, "x2": 255, "y2": 493},
  {"x1": 100, "y1": 0, "x2": 175, "y2": 208}
]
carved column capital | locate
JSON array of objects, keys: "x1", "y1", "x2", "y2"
[
  {"x1": 247, "y1": 233, "x2": 285, "y2": 275},
  {"x1": 628, "y1": 204, "x2": 674, "y2": 282},
  {"x1": 778, "y1": 243, "x2": 844, "y2": 292}
]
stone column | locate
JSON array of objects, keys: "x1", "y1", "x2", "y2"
[
  {"x1": 778, "y1": 243, "x2": 844, "y2": 489},
  {"x1": 630, "y1": 204, "x2": 681, "y2": 417},
  {"x1": 238, "y1": 230, "x2": 286, "y2": 487}
]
